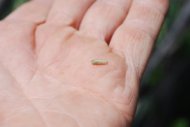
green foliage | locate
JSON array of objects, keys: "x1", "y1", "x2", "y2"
[
  {"x1": 149, "y1": 64, "x2": 164, "y2": 86},
  {"x1": 12, "y1": 0, "x2": 27, "y2": 9},
  {"x1": 172, "y1": 118, "x2": 189, "y2": 127}
]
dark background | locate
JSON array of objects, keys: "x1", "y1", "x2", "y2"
[{"x1": 0, "y1": 0, "x2": 189, "y2": 127}]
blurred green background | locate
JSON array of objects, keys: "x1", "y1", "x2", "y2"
[{"x1": 0, "y1": 0, "x2": 189, "y2": 127}]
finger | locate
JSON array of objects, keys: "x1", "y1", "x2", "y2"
[
  {"x1": 110, "y1": 0, "x2": 169, "y2": 76},
  {"x1": 80, "y1": 0, "x2": 132, "y2": 42},
  {"x1": 47, "y1": 0, "x2": 95, "y2": 28},
  {"x1": 5, "y1": 0, "x2": 53, "y2": 23}
]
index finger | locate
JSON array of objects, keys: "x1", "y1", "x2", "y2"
[{"x1": 110, "y1": 0, "x2": 169, "y2": 77}]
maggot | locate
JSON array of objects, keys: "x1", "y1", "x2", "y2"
[{"x1": 91, "y1": 59, "x2": 108, "y2": 65}]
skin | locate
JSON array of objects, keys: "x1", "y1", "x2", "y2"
[{"x1": 0, "y1": 0, "x2": 168, "y2": 127}]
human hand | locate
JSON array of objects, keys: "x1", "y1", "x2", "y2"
[{"x1": 0, "y1": 0, "x2": 168, "y2": 126}]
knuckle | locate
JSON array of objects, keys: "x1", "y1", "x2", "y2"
[{"x1": 122, "y1": 23, "x2": 154, "y2": 42}]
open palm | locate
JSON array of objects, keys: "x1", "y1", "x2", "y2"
[{"x1": 0, "y1": 0, "x2": 168, "y2": 127}]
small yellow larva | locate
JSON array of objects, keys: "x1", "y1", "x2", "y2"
[{"x1": 91, "y1": 59, "x2": 108, "y2": 65}]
